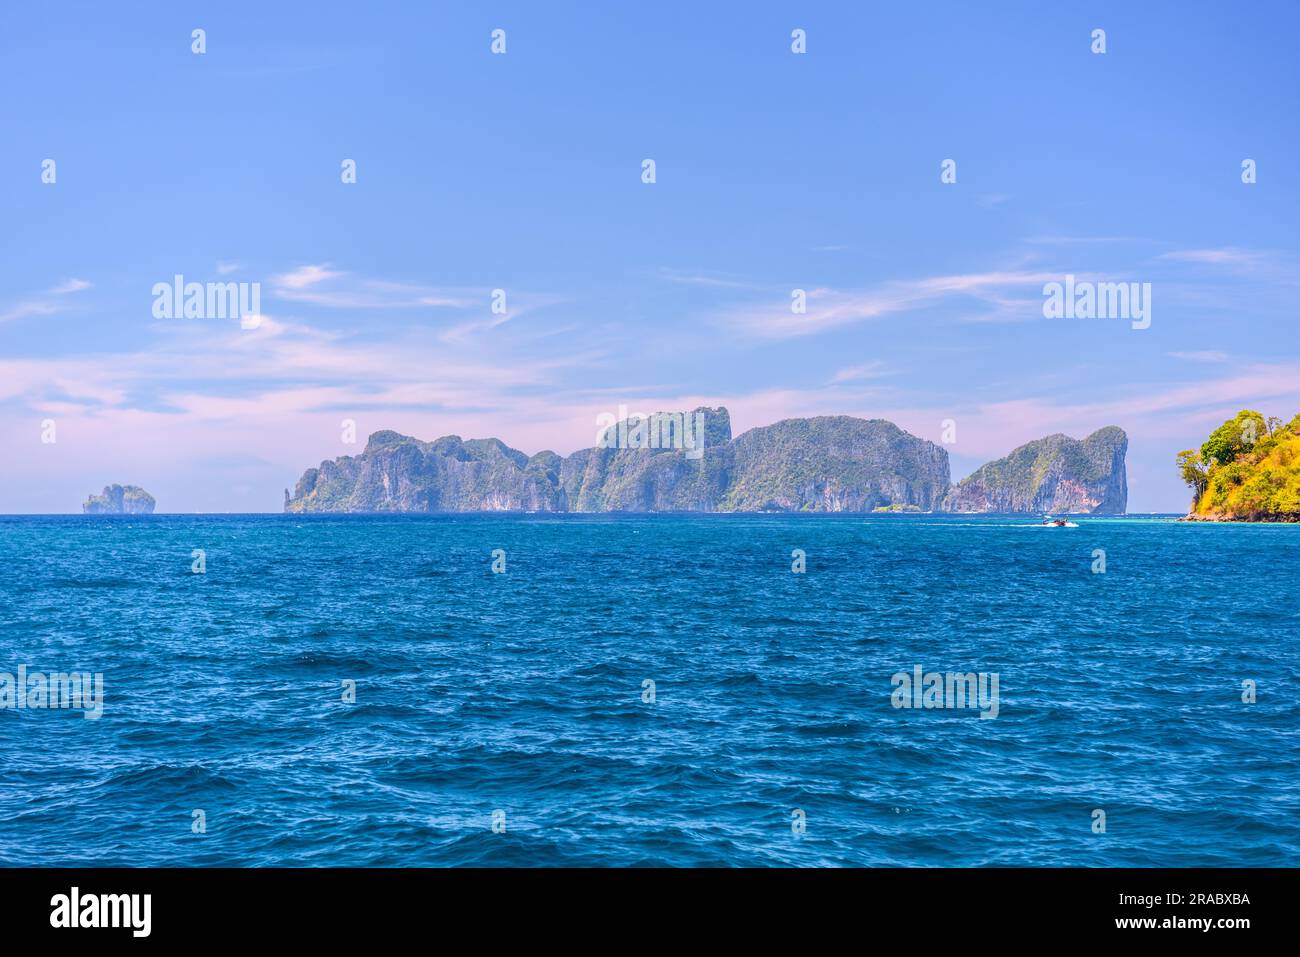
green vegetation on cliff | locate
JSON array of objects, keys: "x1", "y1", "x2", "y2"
[
  {"x1": 284, "y1": 409, "x2": 1129, "y2": 515},
  {"x1": 944, "y1": 427, "x2": 1128, "y2": 514},
  {"x1": 721, "y1": 416, "x2": 949, "y2": 512},
  {"x1": 1179, "y1": 411, "x2": 1300, "y2": 521},
  {"x1": 285, "y1": 408, "x2": 951, "y2": 514}
]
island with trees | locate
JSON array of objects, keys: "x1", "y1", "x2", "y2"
[{"x1": 1179, "y1": 410, "x2": 1300, "y2": 521}]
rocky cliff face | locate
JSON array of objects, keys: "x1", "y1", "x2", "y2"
[
  {"x1": 285, "y1": 413, "x2": 1128, "y2": 515},
  {"x1": 943, "y1": 426, "x2": 1128, "y2": 514},
  {"x1": 564, "y1": 408, "x2": 734, "y2": 511},
  {"x1": 722, "y1": 416, "x2": 950, "y2": 511},
  {"x1": 285, "y1": 407, "x2": 950, "y2": 513},
  {"x1": 83, "y1": 484, "x2": 156, "y2": 514},
  {"x1": 287, "y1": 430, "x2": 567, "y2": 512}
]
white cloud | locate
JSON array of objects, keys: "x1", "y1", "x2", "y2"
[
  {"x1": 272, "y1": 264, "x2": 342, "y2": 291},
  {"x1": 0, "y1": 278, "x2": 92, "y2": 323},
  {"x1": 829, "y1": 361, "x2": 890, "y2": 384},
  {"x1": 1156, "y1": 248, "x2": 1261, "y2": 265},
  {"x1": 720, "y1": 270, "x2": 1061, "y2": 340},
  {"x1": 658, "y1": 269, "x2": 756, "y2": 289},
  {"x1": 270, "y1": 265, "x2": 475, "y2": 309}
]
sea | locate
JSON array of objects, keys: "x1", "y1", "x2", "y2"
[{"x1": 0, "y1": 513, "x2": 1295, "y2": 866}]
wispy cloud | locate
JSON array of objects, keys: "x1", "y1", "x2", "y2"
[
  {"x1": 438, "y1": 292, "x2": 568, "y2": 344},
  {"x1": 869, "y1": 362, "x2": 1300, "y2": 461},
  {"x1": 1, "y1": 307, "x2": 599, "y2": 420},
  {"x1": 829, "y1": 361, "x2": 891, "y2": 384},
  {"x1": 270, "y1": 264, "x2": 473, "y2": 309},
  {"x1": 50, "y1": 278, "x2": 92, "y2": 294},
  {"x1": 1168, "y1": 350, "x2": 1229, "y2": 363},
  {"x1": 719, "y1": 270, "x2": 1059, "y2": 340},
  {"x1": 0, "y1": 278, "x2": 92, "y2": 324},
  {"x1": 658, "y1": 268, "x2": 756, "y2": 290},
  {"x1": 1025, "y1": 234, "x2": 1147, "y2": 247},
  {"x1": 1152, "y1": 247, "x2": 1300, "y2": 288},
  {"x1": 1156, "y1": 247, "x2": 1263, "y2": 266},
  {"x1": 271, "y1": 264, "x2": 342, "y2": 291}
]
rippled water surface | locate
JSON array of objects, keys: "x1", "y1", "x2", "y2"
[{"x1": 0, "y1": 513, "x2": 1295, "y2": 866}]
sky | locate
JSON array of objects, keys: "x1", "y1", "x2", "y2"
[{"x1": 3, "y1": 1, "x2": 1299, "y2": 513}]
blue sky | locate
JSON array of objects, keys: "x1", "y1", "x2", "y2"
[{"x1": 3, "y1": 1, "x2": 1299, "y2": 512}]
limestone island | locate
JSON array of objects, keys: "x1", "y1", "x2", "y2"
[
  {"x1": 283, "y1": 407, "x2": 1128, "y2": 515},
  {"x1": 1179, "y1": 410, "x2": 1300, "y2": 522},
  {"x1": 83, "y1": 484, "x2": 156, "y2": 514}
]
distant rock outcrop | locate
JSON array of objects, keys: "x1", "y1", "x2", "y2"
[
  {"x1": 284, "y1": 410, "x2": 1129, "y2": 515},
  {"x1": 83, "y1": 484, "x2": 156, "y2": 514},
  {"x1": 943, "y1": 427, "x2": 1128, "y2": 514}
]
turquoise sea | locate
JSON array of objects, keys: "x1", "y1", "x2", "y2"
[{"x1": 0, "y1": 513, "x2": 1295, "y2": 866}]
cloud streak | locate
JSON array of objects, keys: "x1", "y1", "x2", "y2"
[
  {"x1": 719, "y1": 270, "x2": 1061, "y2": 339},
  {"x1": 270, "y1": 264, "x2": 474, "y2": 309},
  {"x1": 0, "y1": 278, "x2": 92, "y2": 324}
]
